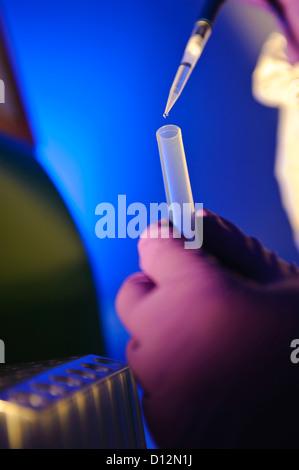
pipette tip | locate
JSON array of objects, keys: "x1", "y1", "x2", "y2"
[{"x1": 163, "y1": 90, "x2": 179, "y2": 120}]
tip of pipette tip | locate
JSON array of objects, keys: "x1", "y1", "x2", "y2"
[{"x1": 164, "y1": 91, "x2": 178, "y2": 120}]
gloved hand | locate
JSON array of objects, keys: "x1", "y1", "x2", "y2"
[
  {"x1": 116, "y1": 210, "x2": 299, "y2": 448},
  {"x1": 237, "y1": 0, "x2": 299, "y2": 63}
]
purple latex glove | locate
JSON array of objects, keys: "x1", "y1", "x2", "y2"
[
  {"x1": 238, "y1": 0, "x2": 299, "y2": 63},
  {"x1": 116, "y1": 210, "x2": 299, "y2": 448}
]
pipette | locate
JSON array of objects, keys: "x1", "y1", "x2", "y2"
[{"x1": 163, "y1": 0, "x2": 226, "y2": 118}]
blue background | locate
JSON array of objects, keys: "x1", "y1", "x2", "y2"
[{"x1": 1, "y1": 0, "x2": 299, "y2": 447}]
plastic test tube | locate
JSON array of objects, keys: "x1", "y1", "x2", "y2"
[{"x1": 156, "y1": 124, "x2": 194, "y2": 231}]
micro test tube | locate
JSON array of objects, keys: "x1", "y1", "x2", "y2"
[{"x1": 156, "y1": 124, "x2": 194, "y2": 231}]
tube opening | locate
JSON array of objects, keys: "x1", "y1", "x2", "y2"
[{"x1": 157, "y1": 125, "x2": 180, "y2": 140}]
